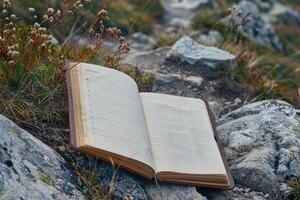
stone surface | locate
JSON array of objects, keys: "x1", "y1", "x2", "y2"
[
  {"x1": 129, "y1": 32, "x2": 156, "y2": 51},
  {"x1": 145, "y1": 184, "x2": 202, "y2": 200},
  {"x1": 169, "y1": 36, "x2": 236, "y2": 67},
  {"x1": 122, "y1": 38, "x2": 245, "y2": 111},
  {"x1": 160, "y1": 0, "x2": 211, "y2": 29},
  {"x1": 191, "y1": 30, "x2": 223, "y2": 46},
  {"x1": 121, "y1": 47, "x2": 170, "y2": 70},
  {"x1": 232, "y1": 1, "x2": 283, "y2": 51},
  {"x1": 217, "y1": 100, "x2": 300, "y2": 197},
  {"x1": 268, "y1": 3, "x2": 300, "y2": 26},
  {"x1": 0, "y1": 115, "x2": 84, "y2": 200}
]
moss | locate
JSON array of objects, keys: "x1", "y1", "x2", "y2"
[
  {"x1": 7, "y1": 129, "x2": 19, "y2": 138},
  {"x1": 37, "y1": 171, "x2": 54, "y2": 187}
]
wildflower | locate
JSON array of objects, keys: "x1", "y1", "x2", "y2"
[
  {"x1": 39, "y1": 27, "x2": 47, "y2": 32},
  {"x1": 34, "y1": 22, "x2": 40, "y2": 28},
  {"x1": 56, "y1": 10, "x2": 61, "y2": 17},
  {"x1": 12, "y1": 51, "x2": 19, "y2": 58},
  {"x1": 49, "y1": 16, "x2": 54, "y2": 23},
  {"x1": 47, "y1": 8, "x2": 54, "y2": 15},
  {"x1": 107, "y1": 27, "x2": 121, "y2": 38},
  {"x1": 8, "y1": 60, "x2": 16, "y2": 65},
  {"x1": 97, "y1": 9, "x2": 109, "y2": 21},
  {"x1": 2, "y1": 9, "x2": 8, "y2": 15},
  {"x1": 43, "y1": 15, "x2": 48, "y2": 20},
  {"x1": 10, "y1": 14, "x2": 17, "y2": 20}
]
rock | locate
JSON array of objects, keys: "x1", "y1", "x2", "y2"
[
  {"x1": 268, "y1": 3, "x2": 300, "y2": 26},
  {"x1": 208, "y1": 101, "x2": 222, "y2": 119},
  {"x1": 198, "y1": 188, "x2": 234, "y2": 200},
  {"x1": 169, "y1": 0, "x2": 210, "y2": 11},
  {"x1": 0, "y1": 115, "x2": 84, "y2": 200},
  {"x1": 75, "y1": 159, "x2": 149, "y2": 200},
  {"x1": 217, "y1": 100, "x2": 300, "y2": 197},
  {"x1": 277, "y1": 148, "x2": 291, "y2": 178},
  {"x1": 160, "y1": 0, "x2": 212, "y2": 29},
  {"x1": 145, "y1": 184, "x2": 202, "y2": 200},
  {"x1": 191, "y1": 30, "x2": 223, "y2": 46},
  {"x1": 121, "y1": 47, "x2": 170, "y2": 70},
  {"x1": 230, "y1": 1, "x2": 283, "y2": 52},
  {"x1": 168, "y1": 36, "x2": 236, "y2": 68},
  {"x1": 252, "y1": 0, "x2": 276, "y2": 12},
  {"x1": 289, "y1": 159, "x2": 300, "y2": 177},
  {"x1": 128, "y1": 32, "x2": 156, "y2": 51}
]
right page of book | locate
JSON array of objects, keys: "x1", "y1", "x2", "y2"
[{"x1": 140, "y1": 93, "x2": 226, "y2": 175}]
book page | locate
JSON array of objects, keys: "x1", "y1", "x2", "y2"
[
  {"x1": 74, "y1": 63, "x2": 154, "y2": 169},
  {"x1": 140, "y1": 93, "x2": 226, "y2": 175}
]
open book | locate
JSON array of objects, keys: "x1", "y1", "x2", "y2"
[{"x1": 66, "y1": 62, "x2": 234, "y2": 189}]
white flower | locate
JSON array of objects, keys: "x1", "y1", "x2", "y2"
[
  {"x1": 47, "y1": 8, "x2": 54, "y2": 15},
  {"x1": 34, "y1": 22, "x2": 40, "y2": 28},
  {"x1": 56, "y1": 10, "x2": 61, "y2": 16}
]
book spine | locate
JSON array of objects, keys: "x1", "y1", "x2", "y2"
[{"x1": 66, "y1": 69, "x2": 78, "y2": 148}]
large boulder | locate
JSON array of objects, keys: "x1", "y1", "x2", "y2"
[
  {"x1": 0, "y1": 115, "x2": 84, "y2": 200},
  {"x1": 231, "y1": 1, "x2": 283, "y2": 52},
  {"x1": 217, "y1": 100, "x2": 300, "y2": 198},
  {"x1": 268, "y1": 3, "x2": 300, "y2": 26},
  {"x1": 168, "y1": 36, "x2": 236, "y2": 68}
]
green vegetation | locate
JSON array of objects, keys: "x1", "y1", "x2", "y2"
[
  {"x1": 9, "y1": 0, "x2": 164, "y2": 36},
  {"x1": 192, "y1": 4, "x2": 300, "y2": 107},
  {"x1": 154, "y1": 33, "x2": 183, "y2": 48},
  {"x1": 37, "y1": 171, "x2": 55, "y2": 187},
  {"x1": 0, "y1": 1, "x2": 156, "y2": 199}
]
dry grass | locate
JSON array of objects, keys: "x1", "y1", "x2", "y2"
[
  {"x1": 192, "y1": 4, "x2": 300, "y2": 107},
  {"x1": 0, "y1": 1, "x2": 157, "y2": 199}
]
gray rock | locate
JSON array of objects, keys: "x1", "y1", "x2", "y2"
[
  {"x1": 198, "y1": 189, "x2": 234, "y2": 200},
  {"x1": 169, "y1": 0, "x2": 210, "y2": 11},
  {"x1": 121, "y1": 47, "x2": 170, "y2": 70},
  {"x1": 144, "y1": 184, "x2": 202, "y2": 200},
  {"x1": 253, "y1": 0, "x2": 276, "y2": 12},
  {"x1": 268, "y1": 3, "x2": 300, "y2": 26},
  {"x1": 208, "y1": 101, "x2": 222, "y2": 119},
  {"x1": 289, "y1": 159, "x2": 300, "y2": 177},
  {"x1": 191, "y1": 31, "x2": 223, "y2": 46},
  {"x1": 231, "y1": 1, "x2": 283, "y2": 52},
  {"x1": 129, "y1": 32, "x2": 156, "y2": 51},
  {"x1": 217, "y1": 100, "x2": 300, "y2": 196},
  {"x1": 0, "y1": 115, "x2": 84, "y2": 200},
  {"x1": 168, "y1": 36, "x2": 236, "y2": 68},
  {"x1": 160, "y1": 0, "x2": 212, "y2": 29},
  {"x1": 75, "y1": 159, "x2": 148, "y2": 200}
]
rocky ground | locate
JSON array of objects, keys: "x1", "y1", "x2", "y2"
[{"x1": 1, "y1": 0, "x2": 300, "y2": 200}]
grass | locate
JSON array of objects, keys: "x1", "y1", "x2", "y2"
[
  {"x1": 9, "y1": 0, "x2": 164, "y2": 36},
  {"x1": 192, "y1": 5, "x2": 300, "y2": 107},
  {"x1": 0, "y1": 1, "x2": 157, "y2": 199}
]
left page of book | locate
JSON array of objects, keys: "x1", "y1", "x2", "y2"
[{"x1": 68, "y1": 63, "x2": 154, "y2": 170}]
